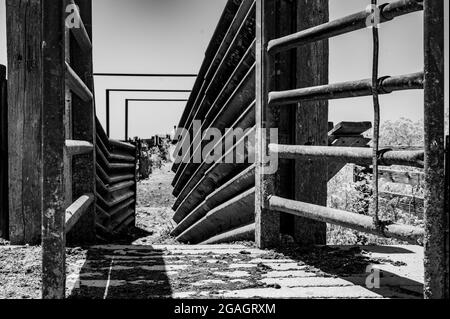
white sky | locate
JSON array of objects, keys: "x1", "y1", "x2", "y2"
[{"x1": 0, "y1": 0, "x2": 448, "y2": 140}]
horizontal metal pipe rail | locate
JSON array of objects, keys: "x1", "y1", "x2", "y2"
[
  {"x1": 269, "y1": 196, "x2": 424, "y2": 244},
  {"x1": 267, "y1": 0, "x2": 424, "y2": 54},
  {"x1": 93, "y1": 73, "x2": 197, "y2": 77},
  {"x1": 269, "y1": 72, "x2": 423, "y2": 106},
  {"x1": 270, "y1": 144, "x2": 424, "y2": 168}
]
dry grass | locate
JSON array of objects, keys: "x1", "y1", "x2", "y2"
[{"x1": 326, "y1": 164, "x2": 424, "y2": 246}]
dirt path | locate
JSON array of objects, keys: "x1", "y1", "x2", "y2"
[{"x1": 133, "y1": 162, "x2": 180, "y2": 245}]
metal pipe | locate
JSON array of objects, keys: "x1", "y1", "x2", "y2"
[
  {"x1": 269, "y1": 72, "x2": 423, "y2": 106},
  {"x1": 125, "y1": 100, "x2": 129, "y2": 141},
  {"x1": 270, "y1": 144, "x2": 424, "y2": 168},
  {"x1": 124, "y1": 98, "x2": 189, "y2": 141},
  {"x1": 106, "y1": 90, "x2": 110, "y2": 137},
  {"x1": 268, "y1": 0, "x2": 424, "y2": 54},
  {"x1": 93, "y1": 73, "x2": 197, "y2": 77},
  {"x1": 269, "y1": 196, "x2": 424, "y2": 244},
  {"x1": 105, "y1": 89, "x2": 190, "y2": 138}
]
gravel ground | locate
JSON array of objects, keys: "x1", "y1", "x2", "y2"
[
  {"x1": 0, "y1": 161, "x2": 179, "y2": 299},
  {"x1": 0, "y1": 246, "x2": 87, "y2": 299},
  {"x1": 133, "y1": 162, "x2": 180, "y2": 245}
]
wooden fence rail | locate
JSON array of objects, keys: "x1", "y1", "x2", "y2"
[{"x1": 95, "y1": 118, "x2": 137, "y2": 241}]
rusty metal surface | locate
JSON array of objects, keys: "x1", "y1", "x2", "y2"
[
  {"x1": 269, "y1": 72, "x2": 424, "y2": 106},
  {"x1": 271, "y1": 144, "x2": 424, "y2": 168},
  {"x1": 269, "y1": 196, "x2": 424, "y2": 244},
  {"x1": 267, "y1": 0, "x2": 423, "y2": 54}
]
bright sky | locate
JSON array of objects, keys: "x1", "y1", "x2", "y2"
[{"x1": 0, "y1": 0, "x2": 448, "y2": 140}]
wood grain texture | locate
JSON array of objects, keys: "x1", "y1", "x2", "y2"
[
  {"x1": 293, "y1": 0, "x2": 329, "y2": 246},
  {"x1": 41, "y1": 0, "x2": 66, "y2": 299},
  {"x1": 6, "y1": 0, "x2": 42, "y2": 245},
  {"x1": 0, "y1": 65, "x2": 8, "y2": 239},
  {"x1": 423, "y1": 0, "x2": 446, "y2": 299},
  {"x1": 255, "y1": 0, "x2": 280, "y2": 249}
]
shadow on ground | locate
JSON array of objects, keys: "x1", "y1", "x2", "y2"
[
  {"x1": 68, "y1": 245, "x2": 172, "y2": 299},
  {"x1": 272, "y1": 245, "x2": 423, "y2": 298}
]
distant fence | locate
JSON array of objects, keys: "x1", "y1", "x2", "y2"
[
  {"x1": 95, "y1": 118, "x2": 137, "y2": 241},
  {"x1": 0, "y1": 65, "x2": 7, "y2": 239}
]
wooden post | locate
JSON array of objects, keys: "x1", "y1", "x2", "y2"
[
  {"x1": 6, "y1": 0, "x2": 43, "y2": 245},
  {"x1": 41, "y1": 0, "x2": 66, "y2": 299},
  {"x1": 293, "y1": 0, "x2": 328, "y2": 245},
  {"x1": 256, "y1": 0, "x2": 329, "y2": 248},
  {"x1": 66, "y1": 0, "x2": 96, "y2": 245},
  {"x1": 423, "y1": 0, "x2": 446, "y2": 299},
  {"x1": 275, "y1": 0, "x2": 296, "y2": 238},
  {"x1": 445, "y1": 135, "x2": 449, "y2": 299},
  {"x1": 0, "y1": 65, "x2": 8, "y2": 239},
  {"x1": 255, "y1": 0, "x2": 280, "y2": 248}
]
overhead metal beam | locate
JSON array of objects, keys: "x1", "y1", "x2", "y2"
[
  {"x1": 105, "y1": 89, "x2": 191, "y2": 137},
  {"x1": 124, "y1": 98, "x2": 188, "y2": 141}
]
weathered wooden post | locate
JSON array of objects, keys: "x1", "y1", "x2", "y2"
[
  {"x1": 41, "y1": 0, "x2": 67, "y2": 298},
  {"x1": 255, "y1": 0, "x2": 329, "y2": 248},
  {"x1": 423, "y1": 0, "x2": 447, "y2": 299},
  {"x1": 255, "y1": 0, "x2": 280, "y2": 248},
  {"x1": 293, "y1": 0, "x2": 329, "y2": 245},
  {"x1": 6, "y1": 0, "x2": 43, "y2": 245},
  {"x1": 446, "y1": 135, "x2": 449, "y2": 299},
  {"x1": 66, "y1": 0, "x2": 96, "y2": 245},
  {"x1": 0, "y1": 64, "x2": 8, "y2": 240}
]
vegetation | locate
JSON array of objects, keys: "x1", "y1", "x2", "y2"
[
  {"x1": 327, "y1": 117, "x2": 429, "y2": 246},
  {"x1": 137, "y1": 138, "x2": 172, "y2": 180}
]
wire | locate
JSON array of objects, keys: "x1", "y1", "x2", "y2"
[{"x1": 371, "y1": 0, "x2": 382, "y2": 231}]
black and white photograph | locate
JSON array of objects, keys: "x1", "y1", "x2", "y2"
[{"x1": 0, "y1": 0, "x2": 449, "y2": 305}]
